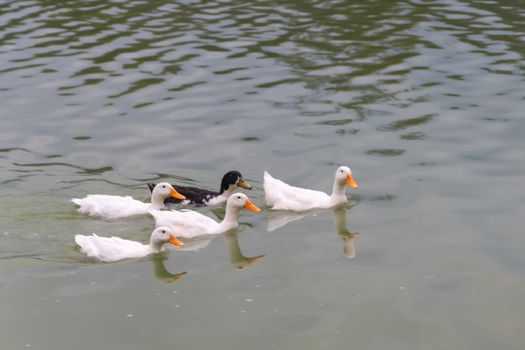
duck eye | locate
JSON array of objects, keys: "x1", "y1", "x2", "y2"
[
  {"x1": 237, "y1": 196, "x2": 241, "y2": 199},
  {"x1": 161, "y1": 230, "x2": 166, "y2": 234}
]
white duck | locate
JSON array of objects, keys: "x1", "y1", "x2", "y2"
[
  {"x1": 263, "y1": 166, "x2": 358, "y2": 211},
  {"x1": 71, "y1": 182, "x2": 185, "y2": 219},
  {"x1": 75, "y1": 226, "x2": 184, "y2": 263},
  {"x1": 149, "y1": 193, "x2": 260, "y2": 239}
]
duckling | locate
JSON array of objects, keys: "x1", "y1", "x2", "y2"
[{"x1": 147, "y1": 170, "x2": 252, "y2": 206}]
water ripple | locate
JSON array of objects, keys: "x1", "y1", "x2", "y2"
[{"x1": 1, "y1": 0, "x2": 524, "y2": 174}]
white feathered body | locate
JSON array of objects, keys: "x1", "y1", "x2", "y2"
[
  {"x1": 150, "y1": 193, "x2": 258, "y2": 239},
  {"x1": 75, "y1": 234, "x2": 155, "y2": 262},
  {"x1": 264, "y1": 171, "x2": 336, "y2": 211},
  {"x1": 71, "y1": 195, "x2": 151, "y2": 219},
  {"x1": 150, "y1": 209, "x2": 222, "y2": 239}
]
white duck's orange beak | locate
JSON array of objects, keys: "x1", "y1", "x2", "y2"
[
  {"x1": 346, "y1": 174, "x2": 359, "y2": 189},
  {"x1": 169, "y1": 187, "x2": 186, "y2": 200},
  {"x1": 244, "y1": 199, "x2": 261, "y2": 212},
  {"x1": 168, "y1": 234, "x2": 184, "y2": 247}
]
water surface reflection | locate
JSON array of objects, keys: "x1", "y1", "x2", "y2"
[
  {"x1": 150, "y1": 255, "x2": 187, "y2": 284},
  {"x1": 174, "y1": 229, "x2": 264, "y2": 270},
  {"x1": 223, "y1": 230, "x2": 264, "y2": 269},
  {"x1": 265, "y1": 205, "x2": 359, "y2": 258},
  {"x1": 331, "y1": 206, "x2": 359, "y2": 258}
]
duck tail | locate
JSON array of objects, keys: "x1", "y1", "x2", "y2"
[{"x1": 75, "y1": 234, "x2": 101, "y2": 260}]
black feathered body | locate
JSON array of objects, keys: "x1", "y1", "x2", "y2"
[{"x1": 146, "y1": 170, "x2": 251, "y2": 206}]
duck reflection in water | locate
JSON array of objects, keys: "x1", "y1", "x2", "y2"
[
  {"x1": 223, "y1": 230, "x2": 264, "y2": 269},
  {"x1": 206, "y1": 207, "x2": 264, "y2": 269},
  {"x1": 265, "y1": 205, "x2": 359, "y2": 258},
  {"x1": 150, "y1": 254, "x2": 187, "y2": 284},
  {"x1": 332, "y1": 206, "x2": 359, "y2": 258},
  {"x1": 265, "y1": 210, "x2": 306, "y2": 233},
  {"x1": 166, "y1": 226, "x2": 264, "y2": 270}
]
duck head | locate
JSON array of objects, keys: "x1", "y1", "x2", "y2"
[
  {"x1": 335, "y1": 166, "x2": 358, "y2": 189},
  {"x1": 220, "y1": 170, "x2": 252, "y2": 193},
  {"x1": 150, "y1": 226, "x2": 184, "y2": 249},
  {"x1": 217, "y1": 193, "x2": 261, "y2": 232},
  {"x1": 227, "y1": 193, "x2": 261, "y2": 212},
  {"x1": 152, "y1": 182, "x2": 186, "y2": 200}
]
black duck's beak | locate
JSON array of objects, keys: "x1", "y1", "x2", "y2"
[{"x1": 237, "y1": 178, "x2": 252, "y2": 190}]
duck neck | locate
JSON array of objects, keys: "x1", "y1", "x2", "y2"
[
  {"x1": 216, "y1": 202, "x2": 241, "y2": 232},
  {"x1": 150, "y1": 192, "x2": 166, "y2": 210},
  {"x1": 220, "y1": 185, "x2": 236, "y2": 198},
  {"x1": 148, "y1": 238, "x2": 164, "y2": 253},
  {"x1": 219, "y1": 182, "x2": 234, "y2": 195},
  {"x1": 330, "y1": 179, "x2": 347, "y2": 205}
]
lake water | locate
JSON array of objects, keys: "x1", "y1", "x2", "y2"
[{"x1": 1, "y1": 0, "x2": 524, "y2": 349}]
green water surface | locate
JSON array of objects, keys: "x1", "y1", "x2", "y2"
[{"x1": 1, "y1": 1, "x2": 524, "y2": 349}]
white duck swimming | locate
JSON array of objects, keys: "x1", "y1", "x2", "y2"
[
  {"x1": 75, "y1": 226, "x2": 184, "y2": 263},
  {"x1": 149, "y1": 193, "x2": 261, "y2": 239},
  {"x1": 263, "y1": 166, "x2": 358, "y2": 211},
  {"x1": 71, "y1": 182, "x2": 185, "y2": 219}
]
